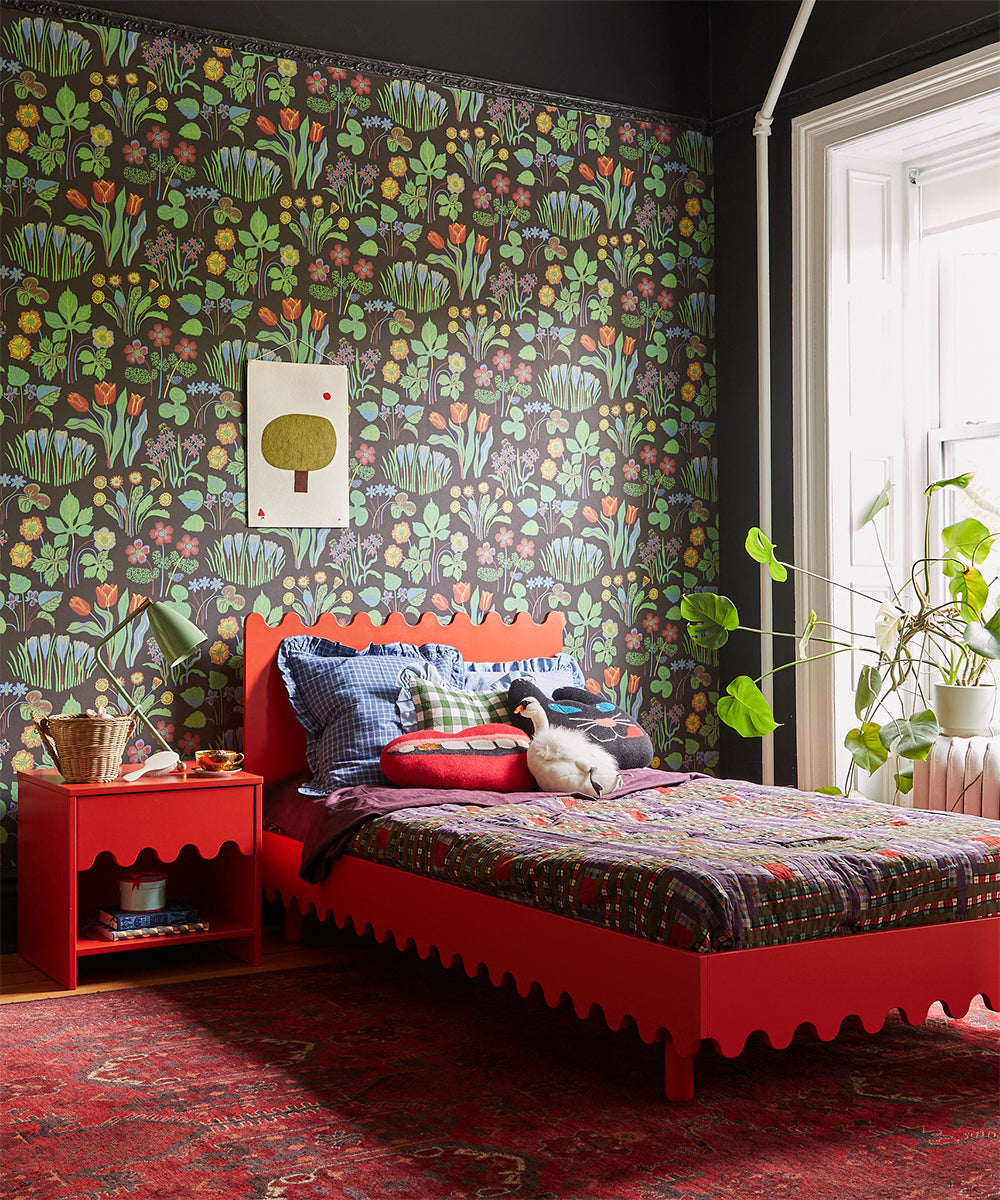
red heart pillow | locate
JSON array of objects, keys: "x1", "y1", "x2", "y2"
[{"x1": 380, "y1": 724, "x2": 533, "y2": 791}]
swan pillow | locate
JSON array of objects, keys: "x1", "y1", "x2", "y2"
[{"x1": 507, "y1": 679, "x2": 654, "y2": 770}]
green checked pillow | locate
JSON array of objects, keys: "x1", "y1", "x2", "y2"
[{"x1": 401, "y1": 671, "x2": 510, "y2": 733}]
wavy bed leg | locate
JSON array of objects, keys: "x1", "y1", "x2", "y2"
[
  {"x1": 664, "y1": 1037, "x2": 695, "y2": 1101},
  {"x1": 284, "y1": 902, "x2": 304, "y2": 943}
]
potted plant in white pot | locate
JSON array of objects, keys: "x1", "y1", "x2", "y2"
[{"x1": 682, "y1": 473, "x2": 999, "y2": 798}]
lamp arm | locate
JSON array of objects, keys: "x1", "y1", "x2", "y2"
[
  {"x1": 95, "y1": 645, "x2": 174, "y2": 756},
  {"x1": 96, "y1": 596, "x2": 152, "y2": 649}
]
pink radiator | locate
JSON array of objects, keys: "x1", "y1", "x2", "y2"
[{"x1": 911, "y1": 736, "x2": 999, "y2": 819}]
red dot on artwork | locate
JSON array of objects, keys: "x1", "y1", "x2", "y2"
[{"x1": 323, "y1": 392, "x2": 331, "y2": 400}]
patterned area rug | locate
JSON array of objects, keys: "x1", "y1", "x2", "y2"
[{"x1": 4, "y1": 942, "x2": 998, "y2": 1200}]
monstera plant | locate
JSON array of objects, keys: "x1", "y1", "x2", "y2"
[{"x1": 681, "y1": 474, "x2": 1000, "y2": 796}]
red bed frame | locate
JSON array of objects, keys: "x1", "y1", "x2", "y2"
[{"x1": 243, "y1": 611, "x2": 999, "y2": 1100}]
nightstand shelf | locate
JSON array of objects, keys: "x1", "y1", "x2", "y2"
[{"x1": 17, "y1": 766, "x2": 264, "y2": 989}]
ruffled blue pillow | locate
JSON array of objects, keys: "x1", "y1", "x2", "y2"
[
  {"x1": 463, "y1": 653, "x2": 585, "y2": 697},
  {"x1": 277, "y1": 636, "x2": 466, "y2": 794}
]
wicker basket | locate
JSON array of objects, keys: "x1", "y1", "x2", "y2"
[{"x1": 33, "y1": 711, "x2": 136, "y2": 783}]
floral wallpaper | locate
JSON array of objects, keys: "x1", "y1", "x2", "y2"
[{"x1": 0, "y1": 3, "x2": 717, "y2": 875}]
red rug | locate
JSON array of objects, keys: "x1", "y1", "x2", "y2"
[{"x1": 4, "y1": 939, "x2": 998, "y2": 1200}]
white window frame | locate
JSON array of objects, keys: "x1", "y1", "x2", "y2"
[{"x1": 792, "y1": 44, "x2": 1000, "y2": 791}]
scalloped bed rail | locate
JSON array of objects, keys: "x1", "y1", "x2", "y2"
[{"x1": 263, "y1": 831, "x2": 999, "y2": 1101}]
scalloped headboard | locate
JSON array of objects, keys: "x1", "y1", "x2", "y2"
[{"x1": 242, "y1": 611, "x2": 565, "y2": 784}]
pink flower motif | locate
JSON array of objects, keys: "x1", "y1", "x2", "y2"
[
  {"x1": 330, "y1": 245, "x2": 351, "y2": 267},
  {"x1": 492, "y1": 350, "x2": 511, "y2": 371},
  {"x1": 150, "y1": 522, "x2": 173, "y2": 546},
  {"x1": 472, "y1": 187, "x2": 490, "y2": 210},
  {"x1": 515, "y1": 538, "x2": 535, "y2": 558},
  {"x1": 492, "y1": 174, "x2": 510, "y2": 195},
  {"x1": 637, "y1": 277, "x2": 655, "y2": 297},
  {"x1": 177, "y1": 534, "x2": 199, "y2": 558},
  {"x1": 495, "y1": 527, "x2": 514, "y2": 549},
  {"x1": 513, "y1": 362, "x2": 532, "y2": 384},
  {"x1": 126, "y1": 539, "x2": 149, "y2": 564},
  {"x1": 624, "y1": 459, "x2": 640, "y2": 480},
  {"x1": 355, "y1": 443, "x2": 375, "y2": 465},
  {"x1": 476, "y1": 544, "x2": 495, "y2": 565},
  {"x1": 513, "y1": 186, "x2": 530, "y2": 208},
  {"x1": 474, "y1": 365, "x2": 492, "y2": 387}
]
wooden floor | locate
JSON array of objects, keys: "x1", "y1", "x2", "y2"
[{"x1": 0, "y1": 920, "x2": 365, "y2": 1004}]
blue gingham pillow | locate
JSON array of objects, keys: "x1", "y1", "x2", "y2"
[{"x1": 277, "y1": 636, "x2": 466, "y2": 794}]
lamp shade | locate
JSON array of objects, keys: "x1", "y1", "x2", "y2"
[{"x1": 145, "y1": 601, "x2": 207, "y2": 668}]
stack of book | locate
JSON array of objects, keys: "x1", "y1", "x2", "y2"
[{"x1": 89, "y1": 900, "x2": 209, "y2": 941}]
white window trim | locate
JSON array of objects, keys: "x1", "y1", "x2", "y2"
[{"x1": 792, "y1": 44, "x2": 1000, "y2": 791}]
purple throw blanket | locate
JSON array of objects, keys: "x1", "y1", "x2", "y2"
[{"x1": 298, "y1": 768, "x2": 703, "y2": 883}]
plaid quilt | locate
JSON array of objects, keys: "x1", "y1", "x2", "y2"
[{"x1": 346, "y1": 776, "x2": 1000, "y2": 952}]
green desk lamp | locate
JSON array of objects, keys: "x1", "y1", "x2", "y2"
[{"x1": 95, "y1": 597, "x2": 207, "y2": 769}]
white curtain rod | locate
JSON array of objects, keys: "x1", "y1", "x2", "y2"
[{"x1": 753, "y1": 0, "x2": 815, "y2": 785}]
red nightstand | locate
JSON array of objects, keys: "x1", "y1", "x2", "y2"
[{"x1": 16, "y1": 766, "x2": 263, "y2": 989}]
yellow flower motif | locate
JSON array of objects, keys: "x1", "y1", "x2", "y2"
[
  {"x1": 16, "y1": 104, "x2": 39, "y2": 127},
  {"x1": 207, "y1": 445, "x2": 228, "y2": 469},
  {"x1": 382, "y1": 362, "x2": 400, "y2": 383},
  {"x1": 388, "y1": 156, "x2": 407, "y2": 177},
  {"x1": 446, "y1": 127, "x2": 458, "y2": 140},
  {"x1": 89, "y1": 89, "x2": 102, "y2": 103},
  {"x1": 390, "y1": 338, "x2": 409, "y2": 360},
  {"x1": 90, "y1": 72, "x2": 103, "y2": 85},
  {"x1": 8, "y1": 334, "x2": 30, "y2": 359},
  {"x1": 126, "y1": 73, "x2": 138, "y2": 85},
  {"x1": 681, "y1": 382, "x2": 696, "y2": 402},
  {"x1": 94, "y1": 475, "x2": 107, "y2": 489},
  {"x1": 540, "y1": 459, "x2": 557, "y2": 480},
  {"x1": 155, "y1": 97, "x2": 168, "y2": 111},
  {"x1": 92, "y1": 290, "x2": 105, "y2": 304},
  {"x1": 216, "y1": 422, "x2": 237, "y2": 444},
  {"x1": 311, "y1": 195, "x2": 323, "y2": 207},
  {"x1": 206, "y1": 251, "x2": 226, "y2": 275},
  {"x1": 92, "y1": 273, "x2": 107, "y2": 286},
  {"x1": 7, "y1": 128, "x2": 30, "y2": 153},
  {"x1": 215, "y1": 228, "x2": 236, "y2": 250},
  {"x1": 20, "y1": 517, "x2": 43, "y2": 540},
  {"x1": 685, "y1": 713, "x2": 701, "y2": 734},
  {"x1": 679, "y1": 217, "x2": 694, "y2": 237},
  {"x1": 130, "y1": 671, "x2": 144, "y2": 686},
  {"x1": 545, "y1": 265, "x2": 562, "y2": 285},
  {"x1": 446, "y1": 141, "x2": 457, "y2": 155},
  {"x1": 95, "y1": 491, "x2": 108, "y2": 505},
  {"x1": 538, "y1": 285, "x2": 555, "y2": 307},
  {"x1": 283, "y1": 592, "x2": 295, "y2": 605},
  {"x1": 12, "y1": 750, "x2": 35, "y2": 773},
  {"x1": 498, "y1": 148, "x2": 508, "y2": 160},
  {"x1": 692, "y1": 691, "x2": 707, "y2": 712},
  {"x1": 547, "y1": 438, "x2": 564, "y2": 457},
  {"x1": 690, "y1": 526, "x2": 706, "y2": 546},
  {"x1": 157, "y1": 295, "x2": 170, "y2": 309},
  {"x1": 161, "y1": 691, "x2": 174, "y2": 705},
  {"x1": 22, "y1": 724, "x2": 43, "y2": 748},
  {"x1": 392, "y1": 522, "x2": 410, "y2": 543},
  {"x1": 209, "y1": 641, "x2": 230, "y2": 665},
  {"x1": 280, "y1": 246, "x2": 300, "y2": 266},
  {"x1": 280, "y1": 212, "x2": 291, "y2": 225},
  {"x1": 685, "y1": 197, "x2": 701, "y2": 216},
  {"x1": 91, "y1": 124, "x2": 113, "y2": 147},
  {"x1": 282, "y1": 577, "x2": 295, "y2": 588},
  {"x1": 341, "y1": 590, "x2": 353, "y2": 603},
  {"x1": 297, "y1": 575, "x2": 309, "y2": 587},
  {"x1": 9, "y1": 543, "x2": 33, "y2": 567},
  {"x1": 204, "y1": 58, "x2": 225, "y2": 81},
  {"x1": 128, "y1": 471, "x2": 140, "y2": 484},
  {"x1": 384, "y1": 546, "x2": 403, "y2": 568},
  {"x1": 337, "y1": 216, "x2": 349, "y2": 230},
  {"x1": 218, "y1": 617, "x2": 238, "y2": 639},
  {"x1": 159, "y1": 493, "x2": 171, "y2": 505},
  {"x1": 294, "y1": 196, "x2": 306, "y2": 209},
  {"x1": 314, "y1": 571, "x2": 326, "y2": 583},
  {"x1": 381, "y1": 178, "x2": 399, "y2": 200},
  {"x1": 687, "y1": 362, "x2": 702, "y2": 381},
  {"x1": 684, "y1": 547, "x2": 699, "y2": 567},
  {"x1": 536, "y1": 112, "x2": 553, "y2": 133}
]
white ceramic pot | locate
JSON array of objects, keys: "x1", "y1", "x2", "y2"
[{"x1": 933, "y1": 683, "x2": 997, "y2": 738}]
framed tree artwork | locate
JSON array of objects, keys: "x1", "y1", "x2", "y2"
[{"x1": 246, "y1": 361, "x2": 350, "y2": 528}]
